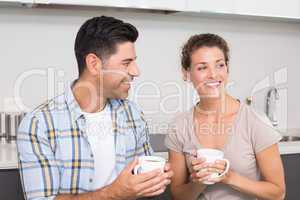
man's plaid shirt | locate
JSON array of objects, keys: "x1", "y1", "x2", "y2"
[{"x1": 17, "y1": 83, "x2": 153, "y2": 200}]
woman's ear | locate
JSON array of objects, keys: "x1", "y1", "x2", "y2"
[
  {"x1": 226, "y1": 62, "x2": 229, "y2": 73},
  {"x1": 85, "y1": 53, "x2": 102, "y2": 76},
  {"x1": 182, "y1": 68, "x2": 191, "y2": 82}
]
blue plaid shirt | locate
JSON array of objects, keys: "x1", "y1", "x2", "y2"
[{"x1": 17, "y1": 82, "x2": 153, "y2": 200}]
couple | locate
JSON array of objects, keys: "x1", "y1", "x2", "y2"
[{"x1": 17, "y1": 16, "x2": 285, "y2": 200}]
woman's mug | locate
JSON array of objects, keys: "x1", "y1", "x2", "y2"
[
  {"x1": 196, "y1": 148, "x2": 230, "y2": 185},
  {"x1": 133, "y1": 156, "x2": 166, "y2": 174}
]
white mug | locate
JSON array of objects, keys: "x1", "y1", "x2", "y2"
[
  {"x1": 133, "y1": 156, "x2": 166, "y2": 174},
  {"x1": 197, "y1": 148, "x2": 230, "y2": 185}
]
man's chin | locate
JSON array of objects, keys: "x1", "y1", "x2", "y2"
[{"x1": 112, "y1": 92, "x2": 129, "y2": 100}]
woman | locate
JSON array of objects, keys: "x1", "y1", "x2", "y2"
[{"x1": 165, "y1": 33, "x2": 285, "y2": 200}]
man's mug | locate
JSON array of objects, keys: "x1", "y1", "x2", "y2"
[
  {"x1": 197, "y1": 148, "x2": 230, "y2": 185},
  {"x1": 134, "y1": 156, "x2": 166, "y2": 174}
]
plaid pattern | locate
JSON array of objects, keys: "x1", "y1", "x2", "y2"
[{"x1": 17, "y1": 82, "x2": 153, "y2": 200}]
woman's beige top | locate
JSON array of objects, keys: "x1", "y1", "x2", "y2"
[{"x1": 165, "y1": 103, "x2": 282, "y2": 200}]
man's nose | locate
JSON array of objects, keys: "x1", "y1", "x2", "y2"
[{"x1": 128, "y1": 62, "x2": 140, "y2": 77}]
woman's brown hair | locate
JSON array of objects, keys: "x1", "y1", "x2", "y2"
[{"x1": 181, "y1": 33, "x2": 230, "y2": 70}]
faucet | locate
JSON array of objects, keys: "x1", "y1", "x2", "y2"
[{"x1": 266, "y1": 87, "x2": 279, "y2": 127}]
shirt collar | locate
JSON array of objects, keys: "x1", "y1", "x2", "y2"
[
  {"x1": 64, "y1": 80, "x2": 125, "y2": 121},
  {"x1": 64, "y1": 80, "x2": 83, "y2": 121}
]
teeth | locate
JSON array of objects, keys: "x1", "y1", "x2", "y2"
[
  {"x1": 206, "y1": 81, "x2": 220, "y2": 87},
  {"x1": 206, "y1": 82, "x2": 220, "y2": 86}
]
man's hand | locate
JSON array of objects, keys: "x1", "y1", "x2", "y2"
[{"x1": 109, "y1": 157, "x2": 173, "y2": 200}]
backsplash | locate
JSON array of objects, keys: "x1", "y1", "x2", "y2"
[{"x1": 0, "y1": 7, "x2": 299, "y2": 129}]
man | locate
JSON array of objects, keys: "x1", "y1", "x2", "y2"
[{"x1": 17, "y1": 16, "x2": 173, "y2": 200}]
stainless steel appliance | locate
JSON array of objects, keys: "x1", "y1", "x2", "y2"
[{"x1": 0, "y1": 112, "x2": 26, "y2": 143}]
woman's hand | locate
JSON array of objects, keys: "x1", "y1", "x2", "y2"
[
  {"x1": 205, "y1": 159, "x2": 233, "y2": 184},
  {"x1": 190, "y1": 157, "x2": 213, "y2": 185}
]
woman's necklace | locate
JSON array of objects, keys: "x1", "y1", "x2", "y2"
[
  {"x1": 194, "y1": 104, "x2": 238, "y2": 136},
  {"x1": 194, "y1": 104, "x2": 238, "y2": 120}
]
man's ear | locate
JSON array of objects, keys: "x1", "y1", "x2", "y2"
[
  {"x1": 85, "y1": 53, "x2": 102, "y2": 76},
  {"x1": 182, "y1": 68, "x2": 191, "y2": 82}
]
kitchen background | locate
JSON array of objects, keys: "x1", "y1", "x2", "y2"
[
  {"x1": 0, "y1": 3, "x2": 299, "y2": 133},
  {"x1": 0, "y1": 1, "x2": 300, "y2": 199}
]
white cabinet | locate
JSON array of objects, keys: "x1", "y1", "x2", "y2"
[
  {"x1": 186, "y1": 0, "x2": 235, "y2": 14},
  {"x1": 234, "y1": 0, "x2": 300, "y2": 19},
  {"x1": 186, "y1": 0, "x2": 300, "y2": 19},
  {"x1": 0, "y1": 0, "x2": 33, "y2": 3},
  {"x1": 34, "y1": 0, "x2": 186, "y2": 11},
  {"x1": 4, "y1": 0, "x2": 300, "y2": 21},
  {"x1": 33, "y1": 0, "x2": 125, "y2": 7}
]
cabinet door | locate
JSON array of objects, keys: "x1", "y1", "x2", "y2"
[
  {"x1": 34, "y1": 0, "x2": 126, "y2": 7},
  {"x1": 186, "y1": 0, "x2": 235, "y2": 13},
  {"x1": 0, "y1": 169, "x2": 24, "y2": 200},
  {"x1": 0, "y1": 0, "x2": 33, "y2": 3},
  {"x1": 281, "y1": 154, "x2": 300, "y2": 200},
  {"x1": 234, "y1": 0, "x2": 299, "y2": 19},
  {"x1": 34, "y1": 0, "x2": 127, "y2": 7},
  {"x1": 186, "y1": 0, "x2": 300, "y2": 19},
  {"x1": 34, "y1": 0, "x2": 186, "y2": 11},
  {"x1": 124, "y1": 0, "x2": 186, "y2": 11}
]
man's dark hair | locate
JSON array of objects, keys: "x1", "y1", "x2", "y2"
[
  {"x1": 74, "y1": 16, "x2": 139, "y2": 76},
  {"x1": 181, "y1": 33, "x2": 230, "y2": 71}
]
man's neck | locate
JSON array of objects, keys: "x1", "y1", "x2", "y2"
[{"x1": 72, "y1": 78, "x2": 107, "y2": 113}]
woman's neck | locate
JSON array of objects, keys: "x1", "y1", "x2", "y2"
[{"x1": 197, "y1": 93, "x2": 236, "y2": 115}]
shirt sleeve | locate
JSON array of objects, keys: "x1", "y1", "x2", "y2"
[
  {"x1": 250, "y1": 111, "x2": 282, "y2": 154},
  {"x1": 138, "y1": 112, "x2": 154, "y2": 155},
  {"x1": 127, "y1": 101, "x2": 154, "y2": 156},
  {"x1": 17, "y1": 113, "x2": 60, "y2": 200},
  {"x1": 164, "y1": 117, "x2": 184, "y2": 153}
]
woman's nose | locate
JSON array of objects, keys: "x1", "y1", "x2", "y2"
[{"x1": 207, "y1": 67, "x2": 217, "y2": 78}]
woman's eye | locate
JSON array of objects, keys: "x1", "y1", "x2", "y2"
[
  {"x1": 217, "y1": 63, "x2": 225, "y2": 68},
  {"x1": 197, "y1": 66, "x2": 206, "y2": 71}
]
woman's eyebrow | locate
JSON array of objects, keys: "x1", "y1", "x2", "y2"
[{"x1": 216, "y1": 58, "x2": 225, "y2": 62}]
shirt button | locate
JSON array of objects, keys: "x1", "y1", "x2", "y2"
[
  {"x1": 89, "y1": 178, "x2": 93, "y2": 183},
  {"x1": 90, "y1": 154, "x2": 94, "y2": 158}
]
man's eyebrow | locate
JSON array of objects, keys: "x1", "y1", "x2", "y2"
[
  {"x1": 194, "y1": 62, "x2": 207, "y2": 65},
  {"x1": 122, "y1": 56, "x2": 137, "y2": 62}
]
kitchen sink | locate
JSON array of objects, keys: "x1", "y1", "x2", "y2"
[{"x1": 280, "y1": 136, "x2": 300, "y2": 142}]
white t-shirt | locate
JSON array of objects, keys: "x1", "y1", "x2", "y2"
[{"x1": 82, "y1": 105, "x2": 117, "y2": 190}]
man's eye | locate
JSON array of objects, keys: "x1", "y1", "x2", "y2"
[{"x1": 123, "y1": 63, "x2": 130, "y2": 67}]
